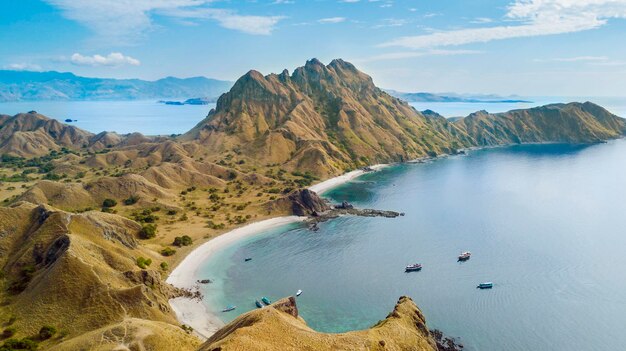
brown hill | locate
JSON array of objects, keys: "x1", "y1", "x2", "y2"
[
  {"x1": 182, "y1": 59, "x2": 472, "y2": 176},
  {"x1": 454, "y1": 102, "x2": 626, "y2": 145},
  {"x1": 0, "y1": 202, "x2": 199, "y2": 350},
  {"x1": 200, "y1": 296, "x2": 437, "y2": 351},
  {"x1": 0, "y1": 111, "x2": 155, "y2": 158},
  {"x1": 182, "y1": 59, "x2": 625, "y2": 177}
]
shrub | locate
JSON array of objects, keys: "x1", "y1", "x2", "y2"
[
  {"x1": 166, "y1": 209, "x2": 177, "y2": 216},
  {"x1": 160, "y1": 247, "x2": 176, "y2": 257},
  {"x1": 38, "y1": 325, "x2": 56, "y2": 340},
  {"x1": 102, "y1": 199, "x2": 117, "y2": 208},
  {"x1": 2, "y1": 337, "x2": 38, "y2": 350},
  {"x1": 2, "y1": 328, "x2": 15, "y2": 338},
  {"x1": 138, "y1": 225, "x2": 157, "y2": 239},
  {"x1": 136, "y1": 257, "x2": 152, "y2": 269},
  {"x1": 123, "y1": 195, "x2": 140, "y2": 205},
  {"x1": 160, "y1": 262, "x2": 169, "y2": 271},
  {"x1": 173, "y1": 235, "x2": 193, "y2": 247}
]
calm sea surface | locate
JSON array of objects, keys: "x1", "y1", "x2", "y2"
[
  {"x1": 198, "y1": 140, "x2": 626, "y2": 351},
  {"x1": 0, "y1": 100, "x2": 215, "y2": 135},
  {"x1": 1, "y1": 97, "x2": 624, "y2": 135}
]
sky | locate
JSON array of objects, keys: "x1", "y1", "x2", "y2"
[{"x1": 1, "y1": 0, "x2": 626, "y2": 96}]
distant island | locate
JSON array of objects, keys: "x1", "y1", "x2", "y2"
[
  {"x1": 385, "y1": 89, "x2": 532, "y2": 103},
  {"x1": 0, "y1": 70, "x2": 233, "y2": 102},
  {"x1": 158, "y1": 97, "x2": 217, "y2": 105}
]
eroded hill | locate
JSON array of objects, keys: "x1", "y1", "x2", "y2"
[{"x1": 201, "y1": 296, "x2": 437, "y2": 351}]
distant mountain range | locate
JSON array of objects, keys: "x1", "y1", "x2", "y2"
[
  {"x1": 0, "y1": 70, "x2": 233, "y2": 102},
  {"x1": 385, "y1": 90, "x2": 532, "y2": 103}
]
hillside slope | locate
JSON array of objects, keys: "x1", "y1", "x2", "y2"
[
  {"x1": 454, "y1": 102, "x2": 626, "y2": 145},
  {"x1": 200, "y1": 296, "x2": 437, "y2": 351},
  {"x1": 182, "y1": 59, "x2": 473, "y2": 176},
  {"x1": 0, "y1": 202, "x2": 199, "y2": 350},
  {"x1": 182, "y1": 59, "x2": 625, "y2": 177},
  {"x1": 0, "y1": 111, "x2": 152, "y2": 157}
]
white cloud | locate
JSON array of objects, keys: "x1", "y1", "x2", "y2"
[
  {"x1": 533, "y1": 55, "x2": 626, "y2": 66},
  {"x1": 43, "y1": 0, "x2": 285, "y2": 42},
  {"x1": 373, "y1": 18, "x2": 408, "y2": 28},
  {"x1": 381, "y1": 0, "x2": 626, "y2": 49},
  {"x1": 318, "y1": 17, "x2": 347, "y2": 24},
  {"x1": 168, "y1": 8, "x2": 285, "y2": 35},
  {"x1": 3, "y1": 63, "x2": 43, "y2": 71},
  {"x1": 533, "y1": 56, "x2": 608, "y2": 62},
  {"x1": 359, "y1": 49, "x2": 482, "y2": 62},
  {"x1": 70, "y1": 52, "x2": 141, "y2": 67}
]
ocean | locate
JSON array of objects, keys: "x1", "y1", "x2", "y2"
[{"x1": 197, "y1": 140, "x2": 626, "y2": 351}]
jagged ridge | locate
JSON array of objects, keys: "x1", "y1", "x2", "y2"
[{"x1": 182, "y1": 59, "x2": 625, "y2": 177}]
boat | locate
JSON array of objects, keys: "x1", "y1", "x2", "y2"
[
  {"x1": 458, "y1": 251, "x2": 471, "y2": 261},
  {"x1": 222, "y1": 305, "x2": 237, "y2": 312},
  {"x1": 244, "y1": 257, "x2": 252, "y2": 262},
  {"x1": 405, "y1": 263, "x2": 422, "y2": 272},
  {"x1": 296, "y1": 289, "x2": 302, "y2": 297},
  {"x1": 261, "y1": 296, "x2": 271, "y2": 305},
  {"x1": 477, "y1": 282, "x2": 493, "y2": 289},
  {"x1": 255, "y1": 300, "x2": 264, "y2": 308}
]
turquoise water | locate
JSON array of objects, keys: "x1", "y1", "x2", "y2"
[
  {"x1": 197, "y1": 140, "x2": 626, "y2": 351},
  {"x1": 0, "y1": 100, "x2": 215, "y2": 135}
]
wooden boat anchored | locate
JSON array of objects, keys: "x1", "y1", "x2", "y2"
[
  {"x1": 255, "y1": 300, "x2": 264, "y2": 308},
  {"x1": 261, "y1": 296, "x2": 271, "y2": 305},
  {"x1": 477, "y1": 282, "x2": 493, "y2": 289},
  {"x1": 222, "y1": 305, "x2": 237, "y2": 312},
  {"x1": 244, "y1": 257, "x2": 252, "y2": 262},
  {"x1": 405, "y1": 263, "x2": 422, "y2": 272},
  {"x1": 296, "y1": 289, "x2": 302, "y2": 297}
]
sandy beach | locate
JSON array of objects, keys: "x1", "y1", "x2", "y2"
[
  {"x1": 166, "y1": 216, "x2": 306, "y2": 339},
  {"x1": 308, "y1": 164, "x2": 388, "y2": 195},
  {"x1": 167, "y1": 165, "x2": 387, "y2": 340}
]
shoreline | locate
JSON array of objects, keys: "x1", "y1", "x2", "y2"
[
  {"x1": 166, "y1": 163, "x2": 392, "y2": 340},
  {"x1": 166, "y1": 216, "x2": 306, "y2": 339},
  {"x1": 308, "y1": 164, "x2": 388, "y2": 195}
]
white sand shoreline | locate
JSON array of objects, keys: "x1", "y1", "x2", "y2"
[
  {"x1": 308, "y1": 164, "x2": 388, "y2": 195},
  {"x1": 166, "y1": 216, "x2": 306, "y2": 339},
  {"x1": 166, "y1": 164, "x2": 389, "y2": 340}
]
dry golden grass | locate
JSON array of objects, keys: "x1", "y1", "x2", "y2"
[{"x1": 200, "y1": 296, "x2": 437, "y2": 351}]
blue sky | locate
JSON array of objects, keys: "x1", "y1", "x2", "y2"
[{"x1": 1, "y1": 0, "x2": 626, "y2": 96}]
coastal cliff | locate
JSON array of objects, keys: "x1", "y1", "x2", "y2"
[{"x1": 200, "y1": 296, "x2": 438, "y2": 351}]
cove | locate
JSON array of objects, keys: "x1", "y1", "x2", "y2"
[{"x1": 196, "y1": 140, "x2": 626, "y2": 351}]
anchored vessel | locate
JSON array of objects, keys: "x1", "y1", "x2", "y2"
[
  {"x1": 458, "y1": 251, "x2": 471, "y2": 261},
  {"x1": 405, "y1": 263, "x2": 422, "y2": 272},
  {"x1": 222, "y1": 305, "x2": 237, "y2": 312},
  {"x1": 477, "y1": 282, "x2": 493, "y2": 289}
]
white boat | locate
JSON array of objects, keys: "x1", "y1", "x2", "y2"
[
  {"x1": 405, "y1": 263, "x2": 422, "y2": 272},
  {"x1": 458, "y1": 251, "x2": 471, "y2": 261},
  {"x1": 296, "y1": 289, "x2": 302, "y2": 296}
]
